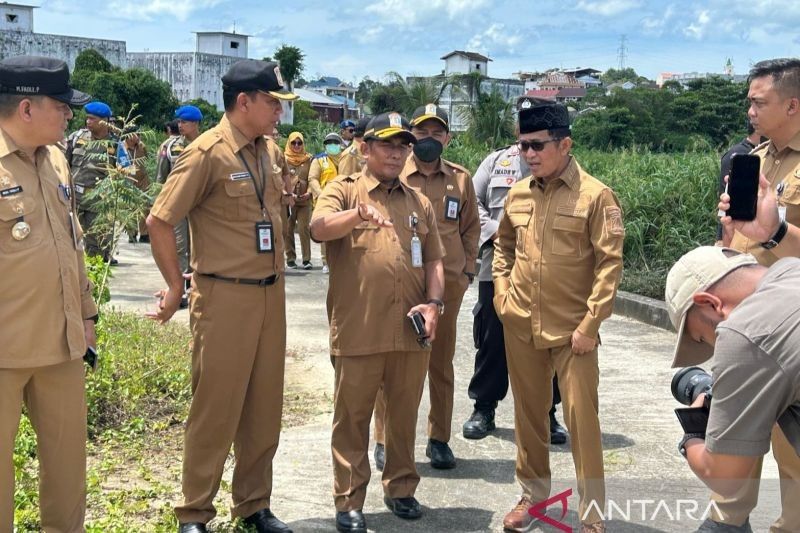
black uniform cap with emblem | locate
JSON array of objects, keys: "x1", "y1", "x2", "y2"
[
  {"x1": 221, "y1": 59, "x2": 299, "y2": 101},
  {"x1": 517, "y1": 94, "x2": 555, "y2": 111},
  {"x1": 519, "y1": 102, "x2": 570, "y2": 134},
  {"x1": 411, "y1": 103, "x2": 449, "y2": 131},
  {"x1": 364, "y1": 112, "x2": 417, "y2": 144},
  {"x1": 0, "y1": 55, "x2": 90, "y2": 106}
]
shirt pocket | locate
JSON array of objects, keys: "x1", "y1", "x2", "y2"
[
  {"x1": 351, "y1": 221, "x2": 383, "y2": 253},
  {"x1": 488, "y1": 177, "x2": 513, "y2": 209},
  {"x1": 551, "y1": 213, "x2": 587, "y2": 256},
  {"x1": 223, "y1": 179, "x2": 258, "y2": 220},
  {"x1": 508, "y1": 211, "x2": 531, "y2": 257},
  {"x1": 0, "y1": 193, "x2": 42, "y2": 253}
]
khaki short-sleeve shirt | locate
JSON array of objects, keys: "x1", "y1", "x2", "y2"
[
  {"x1": 401, "y1": 156, "x2": 480, "y2": 284},
  {"x1": 493, "y1": 157, "x2": 624, "y2": 347},
  {"x1": 150, "y1": 115, "x2": 285, "y2": 279},
  {"x1": 312, "y1": 170, "x2": 445, "y2": 356},
  {"x1": 0, "y1": 127, "x2": 98, "y2": 368}
]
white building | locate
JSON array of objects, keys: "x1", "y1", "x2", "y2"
[
  {"x1": 441, "y1": 50, "x2": 491, "y2": 76},
  {"x1": 127, "y1": 32, "x2": 249, "y2": 111},
  {"x1": 0, "y1": 2, "x2": 127, "y2": 69}
]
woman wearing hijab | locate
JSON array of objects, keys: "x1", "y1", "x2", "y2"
[{"x1": 283, "y1": 131, "x2": 314, "y2": 269}]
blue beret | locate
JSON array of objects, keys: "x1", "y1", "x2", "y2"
[
  {"x1": 340, "y1": 120, "x2": 355, "y2": 129},
  {"x1": 175, "y1": 105, "x2": 203, "y2": 122},
  {"x1": 84, "y1": 101, "x2": 112, "y2": 118}
]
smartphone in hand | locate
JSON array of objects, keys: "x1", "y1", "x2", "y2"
[{"x1": 726, "y1": 154, "x2": 760, "y2": 221}]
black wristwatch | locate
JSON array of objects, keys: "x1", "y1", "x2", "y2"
[
  {"x1": 761, "y1": 220, "x2": 788, "y2": 249},
  {"x1": 678, "y1": 433, "x2": 705, "y2": 458},
  {"x1": 427, "y1": 298, "x2": 445, "y2": 316}
]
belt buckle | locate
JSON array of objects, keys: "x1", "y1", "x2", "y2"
[{"x1": 259, "y1": 276, "x2": 273, "y2": 287}]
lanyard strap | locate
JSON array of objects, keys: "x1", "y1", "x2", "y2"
[{"x1": 237, "y1": 151, "x2": 268, "y2": 218}]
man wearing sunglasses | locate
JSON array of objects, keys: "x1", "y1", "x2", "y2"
[
  {"x1": 340, "y1": 119, "x2": 356, "y2": 148},
  {"x1": 464, "y1": 96, "x2": 568, "y2": 445},
  {"x1": 494, "y1": 102, "x2": 624, "y2": 533}
]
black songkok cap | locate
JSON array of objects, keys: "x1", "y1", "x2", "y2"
[{"x1": 519, "y1": 102, "x2": 570, "y2": 134}]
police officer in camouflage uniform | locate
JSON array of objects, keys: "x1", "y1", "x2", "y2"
[
  {"x1": 462, "y1": 96, "x2": 567, "y2": 443},
  {"x1": 156, "y1": 105, "x2": 203, "y2": 306},
  {"x1": 66, "y1": 101, "x2": 116, "y2": 263}
]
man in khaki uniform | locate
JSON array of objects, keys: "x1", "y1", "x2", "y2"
[
  {"x1": 66, "y1": 100, "x2": 116, "y2": 262},
  {"x1": 372, "y1": 104, "x2": 479, "y2": 470},
  {"x1": 118, "y1": 128, "x2": 150, "y2": 243},
  {"x1": 712, "y1": 57, "x2": 800, "y2": 533},
  {"x1": 338, "y1": 116, "x2": 369, "y2": 176},
  {"x1": 146, "y1": 59, "x2": 298, "y2": 533},
  {"x1": 494, "y1": 102, "x2": 624, "y2": 533},
  {"x1": 0, "y1": 55, "x2": 97, "y2": 533},
  {"x1": 310, "y1": 112, "x2": 445, "y2": 533}
]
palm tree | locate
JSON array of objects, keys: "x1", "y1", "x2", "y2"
[
  {"x1": 459, "y1": 83, "x2": 515, "y2": 147},
  {"x1": 385, "y1": 72, "x2": 453, "y2": 116}
]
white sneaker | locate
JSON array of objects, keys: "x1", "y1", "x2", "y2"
[{"x1": 322, "y1": 265, "x2": 329, "y2": 274}]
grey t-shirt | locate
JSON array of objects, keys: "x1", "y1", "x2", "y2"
[{"x1": 706, "y1": 257, "x2": 800, "y2": 457}]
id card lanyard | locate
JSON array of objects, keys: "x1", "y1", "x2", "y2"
[
  {"x1": 237, "y1": 151, "x2": 274, "y2": 253},
  {"x1": 410, "y1": 211, "x2": 423, "y2": 268}
]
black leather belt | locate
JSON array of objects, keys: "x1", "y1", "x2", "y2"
[{"x1": 200, "y1": 273, "x2": 278, "y2": 286}]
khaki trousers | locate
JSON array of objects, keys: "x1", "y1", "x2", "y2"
[
  {"x1": 332, "y1": 351, "x2": 429, "y2": 512},
  {"x1": 504, "y1": 335, "x2": 605, "y2": 525},
  {"x1": 77, "y1": 206, "x2": 111, "y2": 260},
  {"x1": 283, "y1": 204, "x2": 312, "y2": 264},
  {"x1": 175, "y1": 274, "x2": 286, "y2": 524},
  {"x1": 711, "y1": 425, "x2": 800, "y2": 532},
  {"x1": 374, "y1": 284, "x2": 467, "y2": 444},
  {"x1": 0, "y1": 359, "x2": 87, "y2": 533}
]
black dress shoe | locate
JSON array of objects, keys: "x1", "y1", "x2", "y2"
[
  {"x1": 550, "y1": 411, "x2": 568, "y2": 445},
  {"x1": 178, "y1": 523, "x2": 207, "y2": 533},
  {"x1": 462, "y1": 408, "x2": 496, "y2": 439},
  {"x1": 243, "y1": 508, "x2": 293, "y2": 533},
  {"x1": 426, "y1": 438, "x2": 456, "y2": 469},
  {"x1": 383, "y1": 496, "x2": 422, "y2": 519},
  {"x1": 336, "y1": 510, "x2": 367, "y2": 532},
  {"x1": 374, "y1": 443, "x2": 385, "y2": 471}
]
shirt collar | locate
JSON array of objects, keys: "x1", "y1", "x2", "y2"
[
  {"x1": 767, "y1": 129, "x2": 800, "y2": 155},
  {"x1": 402, "y1": 153, "x2": 452, "y2": 180},
  {"x1": 362, "y1": 167, "x2": 406, "y2": 194},
  {"x1": 531, "y1": 156, "x2": 579, "y2": 191},
  {"x1": 220, "y1": 114, "x2": 263, "y2": 154},
  {"x1": 0, "y1": 126, "x2": 47, "y2": 161}
]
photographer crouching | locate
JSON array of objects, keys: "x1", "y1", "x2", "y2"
[{"x1": 665, "y1": 246, "x2": 800, "y2": 503}]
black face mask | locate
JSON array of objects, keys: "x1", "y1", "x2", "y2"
[{"x1": 413, "y1": 137, "x2": 443, "y2": 163}]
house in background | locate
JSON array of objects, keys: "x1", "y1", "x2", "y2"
[
  {"x1": 441, "y1": 50, "x2": 491, "y2": 76},
  {"x1": 303, "y1": 76, "x2": 360, "y2": 119},
  {"x1": 293, "y1": 87, "x2": 349, "y2": 124}
]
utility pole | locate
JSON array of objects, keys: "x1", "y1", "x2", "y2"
[{"x1": 617, "y1": 35, "x2": 627, "y2": 70}]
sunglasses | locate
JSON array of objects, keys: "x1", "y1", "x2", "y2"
[
  {"x1": 518, "y1": 138, "x2": 561, "y2": 152},
  {"x1": 290, "y1": 140, "x2": 304, "y2": 146},
  {"x1": 345, "y1": 128, "x2": 355, "y2": 133}
]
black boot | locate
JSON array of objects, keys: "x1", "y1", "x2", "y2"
[
  {"x1": 550, "y1": 406, "x2": 567, "y2": 445},
  {"x1": 462, "y1": 408, "x2": 496, "y2": 439}
]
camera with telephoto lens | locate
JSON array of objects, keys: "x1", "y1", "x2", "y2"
[{"x1": 671, "y1": 366, "x2": 713, "y2": 407}]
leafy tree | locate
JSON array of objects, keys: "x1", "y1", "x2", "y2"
[
  {"x1": 601, "y1": 67, "x2": 649, "y2": 84},
  {"x1": 368, "y1": 79, "x2": 406, "y2": 115},
  {"x1": 273, "y1": 44, "x2": 305, "y2": 90},
  {"x1": 460, "y1": 84, "x2": 515, "y2": 147},
  {"x1": 74, "y1": 49, "x2": 114, "y2": 74},
  {"x1": 184, "y1": 98, "x2": 223, "y2": 129},
  {"x1": 356, "y1": 77, "x2": 380, "y2": 110},
  {"x1": 292, "y1": 100, "x2": 318, "y2": 122}
]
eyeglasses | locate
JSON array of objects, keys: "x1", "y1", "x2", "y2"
[
  {"x1": 290, "y1": 140, "x2": 303, "y2": 146},
  {"x1": 518, "y1": 138, "x2": 561, "y2": 152}
]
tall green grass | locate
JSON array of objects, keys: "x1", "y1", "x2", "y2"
[{"x1": 576, "y1": 147, "x2": 719, "y2": 298}]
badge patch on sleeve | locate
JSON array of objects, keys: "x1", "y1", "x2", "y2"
[{"x1": 604, "y1": 206, "x2": 624, "y2": 237}]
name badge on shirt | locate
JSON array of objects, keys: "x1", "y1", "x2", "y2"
[
  {"x1": 230, "y1": 171, "x2": 251, "y2": 181},
  {"x1": 255, "y1": 221, "x2": 274, "y2": 253},
  {"x1": 0, "y1": 185, "x2": 22, "y2": 197},
  {"x1": 444, "y1": 196, "x2": 460, "y2": 221}
]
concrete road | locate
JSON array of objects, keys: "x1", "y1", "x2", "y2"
[{"x1": 110, "y1": 239, "x2": 783, "y2": 532}]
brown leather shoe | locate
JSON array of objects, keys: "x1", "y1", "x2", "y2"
[
  {"x1": 581, "y1": 521, "x2": 606, "y2": 533},
  {"x1": 502, "y1": 497, "x2": 534, "y2": 531}
]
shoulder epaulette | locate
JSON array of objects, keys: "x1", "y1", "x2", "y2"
[
  {"x1": 442, "y1": 158, "x2": 470, "y2": 175},
  {"x1": 195, "y1": 130, "x2": 224, "y2": 152}
]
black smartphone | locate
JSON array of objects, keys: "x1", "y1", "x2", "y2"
[
  {"x1": 408, "y1": 312, "x2": 430, "y2": 348},
  {"x1": 726, "y1": 154, "x2": 760, "y2": 221},
  {"x1": 83, "y1": 346, "x2": 98, "y2": 371},
  {"x1": 674, "y1": 406, "x2": 709, "y2": 434}
]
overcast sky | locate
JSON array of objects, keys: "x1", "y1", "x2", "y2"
[{"x1": 35, "y1": 0, "x2": 800, "y2": 84}]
